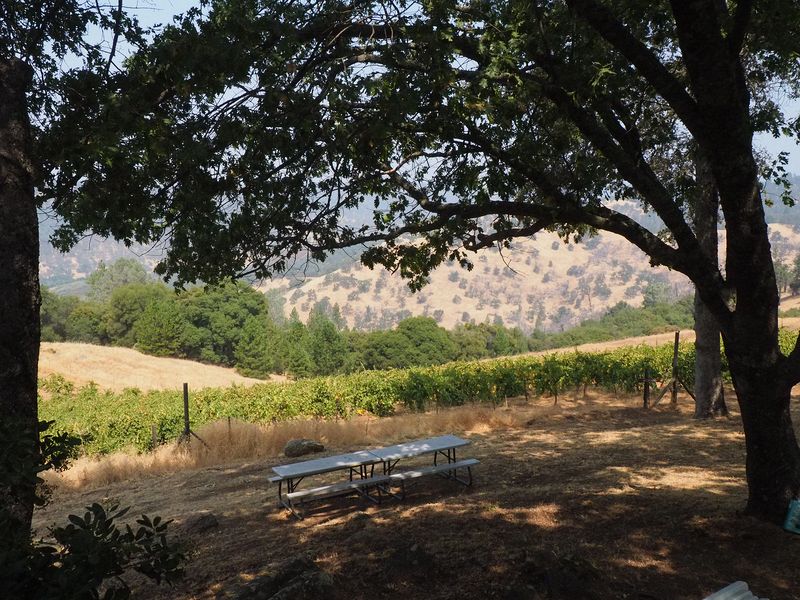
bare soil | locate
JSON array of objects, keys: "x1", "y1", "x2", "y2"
[{"x1": 33, "y1": 389, "x2": 800, "y2": 599}]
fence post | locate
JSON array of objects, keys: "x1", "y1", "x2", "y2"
[
  {"x1": 671, "y1": 332, "x2": 680, "y2": 405},
  {"x1": 151, "y1": 424, "x2": 158, "y2": 449},
  {"x1": 183, "y1": 382, "x2": 190, "y2": 438},
  {"x1": 643, "y1": 367, "x2": 651, "y2": 409}
]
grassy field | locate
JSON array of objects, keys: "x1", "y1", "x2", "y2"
[
  {"x1": 39, "y1": 342, "x2": 284, "y2": 391},
  {"x1": 34, "y1": 389, "x2": 800, "y2": 600}
]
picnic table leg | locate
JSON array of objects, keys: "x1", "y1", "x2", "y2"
[{"x1": 277, "y1": 478, "x2": 303, "y2": 520}]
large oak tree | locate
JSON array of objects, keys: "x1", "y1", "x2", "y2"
[{"x1": 6, "y1": 0, "x2": 800, "y2": 527}]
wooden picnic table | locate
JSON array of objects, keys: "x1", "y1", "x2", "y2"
[{"x1": 270, "y1": 434, "x2": 478, "y2": 519}]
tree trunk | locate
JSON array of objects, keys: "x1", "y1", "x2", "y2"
[
  {"x1": 692, "y1": 150, "x2": 727, "y2": 419},
  {"x1": 694, "y1": 292, "x2": 728, "y2": 417},
  {"x1": 0, "y1": 57, "x2": 39, "y2": 534},
  {"x1": 729, "y1": 362, "x2": 800, "y2": 522}
]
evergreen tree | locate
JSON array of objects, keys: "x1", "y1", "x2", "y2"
[
  {"x1": 134, "y1": 299, "x2": 185, "y2": 357},
  {"x1": 86, "y1": 259, "x2": 153, "y2": 302},
  {"x1": 307, "y1": 312, "x2": 347, "y2": 376},
  {"x1": 234, "y1": 315, "x2": 285, "y2": 377},
  {"x1": 282, "y1": 318, "x2": 314, "y2": 378}
]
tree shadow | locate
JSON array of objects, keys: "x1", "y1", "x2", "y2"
[{"x1": 53, "y1": 398, "x2": 800, "y2": 599}]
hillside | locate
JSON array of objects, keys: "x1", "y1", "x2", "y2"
[
  {"x1": 260, "y1": 224, "x2": 800, "y2": 332},
  {"x1": 39, "y1": 342, "x2": 283, "y2": 392}
]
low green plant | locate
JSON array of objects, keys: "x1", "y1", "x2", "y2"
[{"x1": 0, "y1": 419, "x2": 185, "y2": 599}]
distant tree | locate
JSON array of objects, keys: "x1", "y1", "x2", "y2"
[
  {"x1": 307, "y1": 311, "x2": 347, "y2": 375},
  {"x1": 264, "y1": 288, "x2": 287, "y2": 324},
  {"x1": 40, "y1": 288, "x2": 79, "y2": 342},
  {"x1": 64, "y1": 303, "x2": 108, "y2": 344},
  {"x1": 357, "y1": 330, "x2": 417, "y2": 370},
  {"x1": 178, "y1": 281, "x2": 269, "y2": 365},
  {"x1": 234, "y1": 315, "x2": 285, "y2": 377},
  {"x1": 449, "y1": 324, "x2": 490, "y2": 361},
  {"x1": 134, "y1": 299, "x2": 186, "y2": 357},
  {"x1": 396, "y1": 317, "x2": 456, "y2": 366},
  {"x1": 105, "y1": 283, "x2": 170, "y2": 347},
  {"x1": 330, "y1": 304, "x2": 347, "y2": 330},
  {"x1": 775, "y1": 259, "x2": 792, "y2": 294},
  {"x1": 282, "y1": 318, "x2": 314, "y2": 378},
  {"x1": 86, "y1": 259, "x2": 152, "y2": 302},
  {"x1": 642, "y1": 281, "x2": 671, "y2": 308},
  {"x1": 790, "y1": 255, "x2": 800, "y2": 295}
]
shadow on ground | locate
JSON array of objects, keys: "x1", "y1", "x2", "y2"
[{"x1": 35, "y1": 391, "x2": 800, "y2": 599}]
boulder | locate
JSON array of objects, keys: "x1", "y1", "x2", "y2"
[{"x1": 283, "y1": 439, "x2": 325, "y2": 458}]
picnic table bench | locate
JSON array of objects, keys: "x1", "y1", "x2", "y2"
[{"x1": 270, "y1": 434, "x2": 478, "y2": 518}]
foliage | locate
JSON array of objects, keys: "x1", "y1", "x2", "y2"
[
  {"x1": 134, "y1": 299, "x2": 186, "y2": 357},
  {"x1": 105, "y1": 283, "x2": 170, "y2": 346},
  {"x1": 233, "y1": 315, "x2": 285, "y2": 377},
  {"x1": 0, "y1": 419, "x2": 184, "y2": 599},
  {"x1": 86, "y1": 259, "x2": 153, "y2": 303},
  {"x1": 39, "y1": 332, "x2": 773, "y2": 456},
  {"x1": 177, "y1": 280, "x2": 269, "y2": 365}
]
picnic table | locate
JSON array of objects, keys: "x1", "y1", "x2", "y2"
[{"x1": 270, "y1": 434, "x2": 478, "y2": 519}]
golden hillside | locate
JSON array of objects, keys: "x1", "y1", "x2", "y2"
[
  {"x1": 261, "y1": 224, "x2": 800, "y2": 332},
  {"x1": 39, "y1": 342, "x2": 284, "y2": 392}
]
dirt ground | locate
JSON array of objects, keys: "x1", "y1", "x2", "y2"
[{"x1": 34, "y1": 390, "x2": 800, "y2": 600}]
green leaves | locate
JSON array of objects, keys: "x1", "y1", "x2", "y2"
[{"x1": 40, "y1": 336, "x2": 723, "y2": 454}]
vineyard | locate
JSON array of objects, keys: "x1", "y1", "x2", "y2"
[{"x1": 40, "y1": 330, "x2": 799, "y2": 455}]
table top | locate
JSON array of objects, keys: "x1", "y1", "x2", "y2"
[
  {"x1": 367, "y1": 434, "x2": 470, "y2": 461},
  {"x1": 272, "y1": 435, "x2": 471, "y2": 479},
  {"x1": 272, "y1": 450, "x2": 380, "y2": 479}
]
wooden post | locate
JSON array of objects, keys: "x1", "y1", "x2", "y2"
[
  {"x1": 183, "y1": 382, "x2": 190, "y2": 437},
  {"x1": 227, "y1": 416, "x2": 232, "y2": 444},
  {"x1": 671, "y1": 331, "x2": 680, "y2": 405},
  {"x1": 643, "y1": 367, "x2": 651, "y2": 409},
  {"x1": 151, "y1": 424, "x2": 158, "y2": 449}
]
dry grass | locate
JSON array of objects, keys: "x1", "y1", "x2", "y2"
[
  {"x1": 34, "y1": 388, "x2": 800, "y2": 599},
  {"x1": 39, "y1": 342, "x2": 285, "y2": 391},
  {"x1": 45, "y1": 404, "x2": 536, "y2": 491}
]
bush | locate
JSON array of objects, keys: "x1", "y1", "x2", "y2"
[{"x1": 0, "y1": 419, "x2": 185, "y2": 599}]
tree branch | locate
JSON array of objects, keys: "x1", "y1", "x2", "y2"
[
  {"x1": 727, "y1": 0, "x2": 752, "y2": 55},
  {"x1": 104, "y1": 0, "x2": 124, "y2": 79},
  {"x1": 565, "y1": 0, "x2": 704, "y2": 137}
]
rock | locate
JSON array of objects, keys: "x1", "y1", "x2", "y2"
[
  {"x1": 283, "y1": 439, "x2": 325, "y2": 458},
  {"x1": 183, "y1": 512, "x2": 219, "y2": 534}
]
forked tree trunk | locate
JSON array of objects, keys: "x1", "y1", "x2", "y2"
[
  {"x1": 0, "y1": 57, "x2": 40, "y2": 534},
  {"x1": 693, "y1": 151, "x2": 727, "y2": 418}
]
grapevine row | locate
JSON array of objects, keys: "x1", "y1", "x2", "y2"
[{"x1": 40, "y1": 330, "x2": 799, "y2": 455}]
